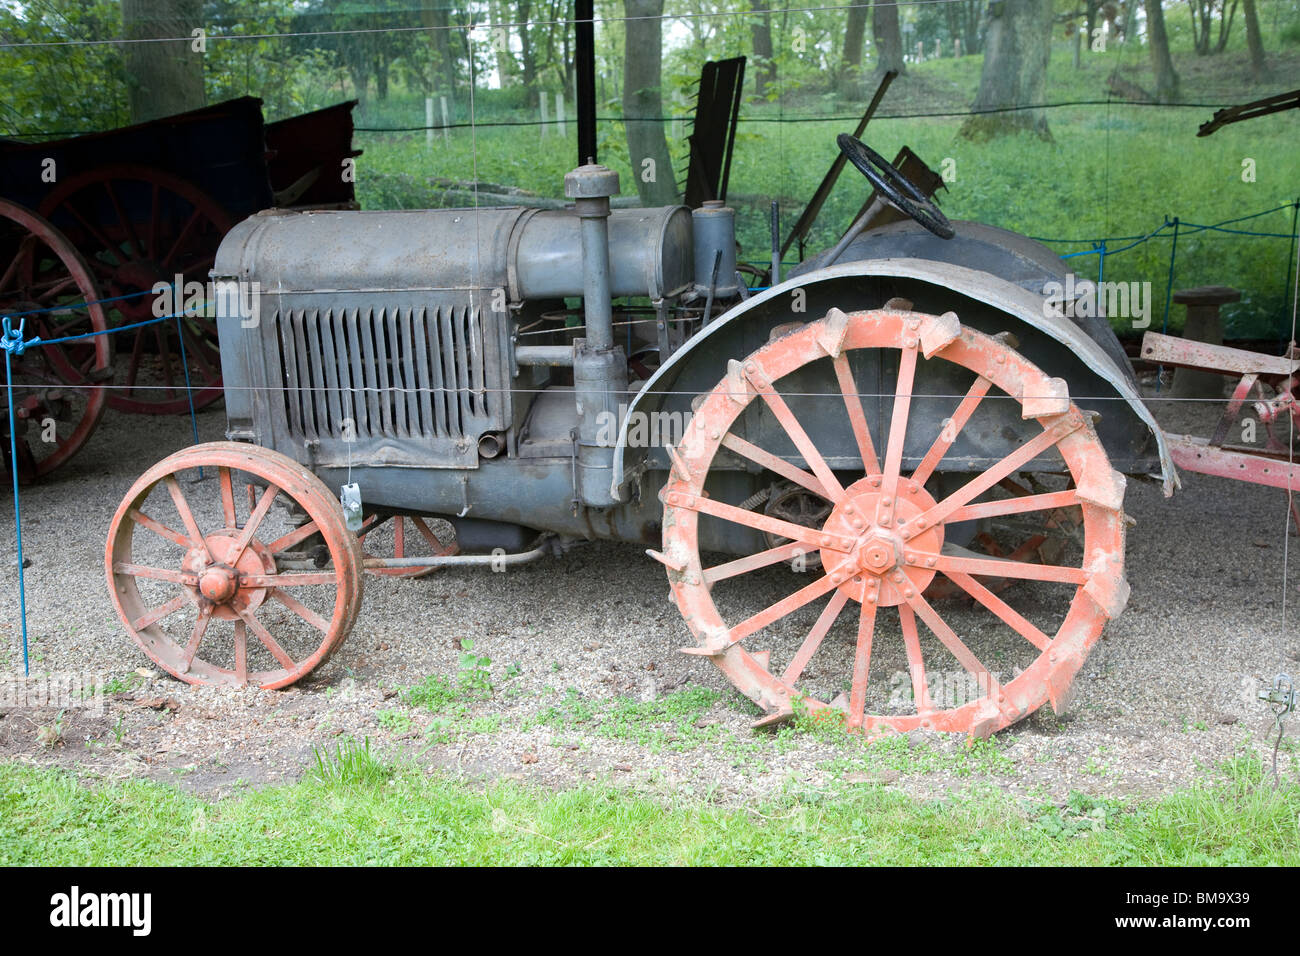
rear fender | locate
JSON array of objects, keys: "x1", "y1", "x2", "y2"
[{"x1": 611, "y1": 258, "x2": 1175, "y2": 500}]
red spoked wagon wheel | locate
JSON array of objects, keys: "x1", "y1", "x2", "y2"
[
  {"x1": 656, "y1": 308, "x2": 1129, "y2": 737},
  {"x1": 358, "y1": 512, "x2": 459, "y2": 579},
  {"x1": 38, "y1": 166, "x2": 232, "y2": 415},
  {"x1": 107, "y1": 442, "x2": 364, "y2": 688},
  {"x1": 0, "y1": 199, "x2": 111, "y2": 478}
]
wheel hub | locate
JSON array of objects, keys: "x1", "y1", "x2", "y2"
[
  {"x1": 819, "y1": 476, "x2": 945, "y2": 606},
  {"x1": 180, "y1": 529, "x2": 276, "y2": 620}
]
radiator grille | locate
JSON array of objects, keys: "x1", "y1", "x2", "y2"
[{"x1": 272, "y1": 305, "x2": 496, "y2": 442}]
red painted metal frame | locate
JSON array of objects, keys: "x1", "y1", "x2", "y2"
[{"x1": 660, "y1": 308, "x2": 1128, "y2": 737}]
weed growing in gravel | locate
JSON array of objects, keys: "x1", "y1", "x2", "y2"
[
  {"x1": 376, "y1": 709, "x2": 413, "y2": 735},
  {"x1": 457, "y1": 640, "x2": 493, "y2": 695},
  {"x1": 524, "y1": 687, "x2": 726, "y2": 753},
  {"x1": 309, "y1": 737, "x2": 393, "y2": 788},
  {"x1": 821, "y1": 734, "x2": 1015, "y2": 780},
  {"x1": 1033, "y1": 792, "x2": 1125, "y2": 839}
]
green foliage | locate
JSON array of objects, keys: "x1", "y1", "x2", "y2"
[
  {"x1": 5, "y1": 752, "x2": 1300, "y2": 865},
  {"x1": 525, "y1": 686, "x2": 727, "y2": 752},
  {"x1": 308, "y1": 736, "x2": 393, "y2": 788}
]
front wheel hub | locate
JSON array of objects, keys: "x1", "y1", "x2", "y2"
[{"x1": 819, "y1": 476, "x2": 945, "y2": 605}]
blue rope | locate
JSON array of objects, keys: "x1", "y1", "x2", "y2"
[
  {"x1": 1, "y1": 301, "x2": 208, "y2": 675},
  {"x1": 2, "y1": 318, "x2": 31, "y2": 676}
]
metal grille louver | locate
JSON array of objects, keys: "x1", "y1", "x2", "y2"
[{"x1": 272, "y1": 304, "x2": 494, "y2": 444}]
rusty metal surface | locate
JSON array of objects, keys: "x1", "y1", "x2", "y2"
[
  {"x1": 1141, "y1": 331, "x2": 1300, "y2": 377},
  {"x1": 658, "y1": 307, "x2": 1125, "y2": 736}
]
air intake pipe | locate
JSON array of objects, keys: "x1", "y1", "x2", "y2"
[{"x1": 565, "y1": 163, "x2": 627, "y2": 509}]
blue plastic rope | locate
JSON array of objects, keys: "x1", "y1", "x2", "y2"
[{"x1": 2, "y1": 318, "x2": 31, "y2": 676}]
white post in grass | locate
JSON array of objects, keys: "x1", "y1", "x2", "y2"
[
  {"x1": 540, "y1": 93, "x2": 549, "y2": 138},
  {"x1": 440, "y1": 96, "x2": 450, "y2": 143},
  {"x1": 556, "y1": 92, "x2": 566, "y2": 138},
  {"x1": 426, "y1": 97, "x2": 434, "y2": 150}
]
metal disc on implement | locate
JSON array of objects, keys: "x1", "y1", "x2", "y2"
[
  {"x1": 658, "y1": 307, "x2": 1128, "y2": 738},
  {"x1": 106, "y1": 442, "x2": 364, "y2": 688}
]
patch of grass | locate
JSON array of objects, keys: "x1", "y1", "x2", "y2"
[
  {"x1": 819, "y1": 732, "x2": 1017, "y2": 779},
  {"x1": 3, "y1": 753, "x2": 1298, "y2": 865},
  {"x1": 376, "y1": 709, "x2": 413, "y2": 735},
  {"x1": 308, "y1": 737, "x2": 393, "y2": 788},
  {"x1": 524, "y1": 687, "x2": 726, "y2": 753}
]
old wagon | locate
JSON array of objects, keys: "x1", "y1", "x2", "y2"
[
  {"x1": 102, "y1": 133, "x2": 1183, "y2": 737},
  {"x1": 0, "y1": 98, "x2": 359, "y2": 479}
]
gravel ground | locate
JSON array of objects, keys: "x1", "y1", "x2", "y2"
[{"x1": 2, "y1": 380, "x2": 1299, "y2": 806}]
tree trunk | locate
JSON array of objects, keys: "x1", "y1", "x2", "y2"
[
  {"x1": 1144, "y1": 0, "x2": 1180, "y2": 102},
  {"x1": 750, "y1": 0, "x2": 775, "y2": 99},
  {"x1": 121, "y1": 0, "x2": 206, "y2": 123},
  {"x1": 1242, "y1": 0, "x2": 1269, "y2": 81},
  {"x1": 959, "y1": 0, "x2": 1052, "y2": 140},
  {"x1": 422, "y1": 5, "x2": 458, "y2": 97},
  {"x1": 623, "y1": 0, "x2": 677, "y2": 205},
  {"x1": 519, "y1": 0, "x2": 537, "y2": 99},
  {"x1": 839, "y1": 2, "x2": 869, "y2": 96},
  {"x1": 872, "y1": 0, "x2": 905, "y2": 75}
]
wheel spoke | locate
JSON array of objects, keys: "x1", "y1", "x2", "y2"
[
  {"x1": 719, "y1": 432, "x2": 831, "y2": 499},
  {"x1": 226, "y1": 483, "x2": 279, "y2": 566},
  {"x1": 898, "y1": 604, "x2": 934, "y2": 712},
  {"x1": 411, "y1": 516, "x2": 454, "y2": 554},
  {"x1": 746, "y1": 365, "x2": 845, "y2": 500},
  {"x1": 832, "y1": 353, "x2": 880, "y2": 474},
  {"x1": 881, "y1": 344, "x2": 919, "y2": 494},
  {"x1": 902, "y1": 419, "x2": 1080, "y2": 541},
  {"x1": 236, "y1": 606, "x2": 296, "y2": 670},
  {"x1": 703, "y1": 541, "x2": 808, "y2": 584},
  {"x1": 126, "y1": 506, "x2": 191, "y2": 549},
  {"x1": 159, "y1": 207, "x2": 204, "y2": 272},
  {"x1": 179, "y1": 604, "x2": 213, "y2": 670},
  {"x1": 910, "y1": 376, "x2": 991, "y2": 487},
  {"x1": 266, "y1": 519, "x2": 321, "y2": 554},
  {"x1": 112, "y1": 562, "x2": 191, "y2": 585},
  {"x1": 132, "y1": 593, "x2": 190, "y2": 631},
  {"x1": 124, "y1": 327, "x2": 146, "y2": 395},
  {"x1": 393, "y1": 518, "x2": 406, "y2": 558},
  {"x1": 847, "y1": 594, "x2": 878, "y2": 726},
  {"x1": 727, "y1": 572, "x2": 841, "y2": 647},
  {"x1": 163, "y1": 475, "x2": 209, "y2": 558},
  {"x1": 901, "y1": 588, "x2": 996, "y2": 690},
  {"x1": 780, "y1": 589, "x2": 850, "y2": 685},
  {"x1": 233, "y1": 620, "x2": 248, "y2": 686},
  {"x1": 668, "y1": 491, "x2": 854, "y2": 553},
  {"x1": 269, "y1": 588, "x2": 331, "y2": 633},
  {"x1": 948, "y1": 489, "x2": 1079, "y2": 523},
  {"x1": 924, "y1": 551, "x2": 1088, "y2": 586},
  {"x1": 218, "y1": 467, "x2": 237, "y2": 529},
  {"x1": 942, "y1": 570, "x2": 1052, "y2": 651},
  {"x1": 104, "y1": 181, "x2": 144, "y2": 260}
]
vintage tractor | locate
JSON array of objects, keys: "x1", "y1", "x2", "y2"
[{"x1": 105, "y1": 136, "x2": 1172, "y2": 736}]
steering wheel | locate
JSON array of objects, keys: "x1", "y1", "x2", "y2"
[{"x1": 836, "y1": 133, "x2": 955, "y2": 240}]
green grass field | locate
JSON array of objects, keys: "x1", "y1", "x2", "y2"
[{"x1": 3, "y1": 748, "x2": 1297, "y2": 865}]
